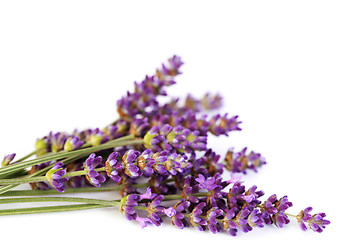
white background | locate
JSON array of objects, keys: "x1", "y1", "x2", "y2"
[{"x1": 0, "y1": 1, "x2": 359, "y2": 239}]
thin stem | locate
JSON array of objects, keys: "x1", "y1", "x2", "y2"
[
  {"x1": 0, "y1": 176, "x2": 46, "y2": 185},
  {"x1": 11, "y1": 150, "x2": 40, "y2": 164},
  {"x1": 0, "y1": 196, "x2": 121, "y2": 207},
  {"x1": 0, "y1": 182, "x2": 153, "y2": 197},
  {"x1": 0, "y1": 136, "x2": 141, "y2": 177},
  {"x1": 0, "y1": 204, "x2": 111, "y2": 216},
  {"x1": 0, "y1": 191, "x2": 207, "y2": 216},
  {"x1": 285, "y1": 212, "x2": 297, "y2": 218}
]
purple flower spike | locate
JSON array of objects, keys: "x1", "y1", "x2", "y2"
[
  {"x1": 171, "y1": 200, "x2": 190, "y2": 229},
  {"x1": 45, "y1": 162, "x2": 69, "y2": 192},
  {"x1": 209, "y1": 113, "x2": 242, "y2": 136},
  {"x1": 156, "y1": 55, "x2": 184, "y2": 82},
  {"x1": 201, "y1": 93, "x2": 223, "y2": 111},
  {"x1": 206, "y1": 208, "x2": 224, "y2": 234},
  {"x1": 50, "y1": 132, "x2": 68, "y2": 153},
  {"x1": 86, "y1": 128, "x2": 110, "y2": 146},
  {"x1": 225, "y1": 147, "x2": 266, "y2": 174},
  {"x1": 84, "y1": 153, "x2": 106, "y2": 187},
  {"x1": 119, "y1": 194, "x2": 140, "y2": 221},
  {"x1": 247, "y1": 209, "x2": 264, "y2": 228},
  {"x1": 222, "y1": 208, "x2": 239, "y2": 236},
  {"x1": 190, "y1": 202, "x2": 207, "y2": 231},
  {"x1": 296, "y1": 207, "x2": 330, "y2": 233},
  {"x1": 129, "y1": 117, "x2": 150, "y2": 137},
  {"x1": 64, "y1": 136, "x2": 84, "y2": 152},
  {"x1": 146, "y1": 194, "x2": 165, "y2": 226},
  {"x1": 105, "y1": 152, "x2": 123, "y2": 182},
  {"x1": 122, "y1": 150, "x2": 141, "y2": 178},
  {"x1": 2, "y1": 153, "x2": 16, "y2": 167},
  {"x1": 261, "y1": 195, "x2": 292, "y2": 228},
  {"x1": 195, "y1": 174, "x2": 219, "y2": 191}
]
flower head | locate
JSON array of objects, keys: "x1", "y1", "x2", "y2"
[
  {"x1": 225, "y1": 147, "x2": 266, "y2": 174},
  {"x1": 297, "y1": 207, "x2": 330, "y2": 233},
  {"x1": 206, "y1": 207, "x2": 224, "y2": 234},
  {"x1": 170, "y1": 200, "x2": 190, "y2": 229},
  {"x1": 45, "y1": 162, "x2": 69, "y2": 192},
  {"x1": 119, "y1": 194, "x2": 140, "y2": 220},
  {"x1": 84, "y1": 153, "x2": 106, "y2": 187},
  {"x1": 64, "y1": 136, "x2": 84, "y2": 152},
  {"x1": 105, "y1": 152, "x2": 123, "y2": 182}
]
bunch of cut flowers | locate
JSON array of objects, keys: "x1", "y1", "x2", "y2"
[{"x1": 0, "y1": 56, "x2": 329, "y2": 236}]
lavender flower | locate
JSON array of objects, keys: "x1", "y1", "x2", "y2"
[
  {"x1": 156, "y1": 55, "x2": 184, "y2": 82},
  {"x1": 144, "y1": 124, "x2": 207, "y2": 153},
  {"x1": 189, "y1": 202, "x2": 207, "y2": 231},
  {"x1": 119, "y1": 194, "x2": 140, "y2": 220},
  {"x1": 227, "y1": 182, "x2": 246, "y2": 209},
  {"x1": 209, "y1": 113, "x2": 241, "y2": 136},
  {"x1": 235, "y1": 207, "x2": 264, "y2": 233},
  {"x1": 225, "y1": 147, "x2": 266, "y2": 174},
  {"x1": 195, "y1": 174, "x2": 219, "y2": 191},
  {"x1": 84, "y1": 153, "x2": 106, "y2": 187},
  {"x1": 129, "y1": 117, "x2": 150, "y2": 137},
  {"x1": 105, "y1": 152, "x2": 123, "y2": 182},
  {"x1": 201, "y1": 93, "x2": 223, "y2": 111},
  {"x1": 147, "y1": 194, "x2": 165, "y2": 226},
  {"x1": 206, "y1": 207, "x2": 224, "y2": 234},
  {"x1": 1, "y1": 153, "x2": 16, "y2": 167},
  {"x1": 222, "y1": 208, "x2": 239, "y2": 236},
  {"x1": 164, "y1": 152, "x2": 192, "y2": 175},
  {"x1": 45, "y1": 162, "x2": 69, "y2": 192},
  {"x1": 50, "y1": 132, "x2": 68, "y2": 153},
  {"x1": 170, "y1": 200, "x2": 190, "y2": 229},
  {"x1": 103, "y1": 119, "x2": 129, "y2": 139},
  {"x1": 122, "y1": 150, "x2": 141, "y2": 178},
  {"x1": 85, "y1": 128, "x2": 110, "y2": 146},
  {"x1": 117, "y1": 56, "x2": 183, "y2": 120},
  {"x1": 261, "y1": 194, "x2": 293, "y2": 228},
  {"x1": 296, "y1": 207, "x2": 330, "y2": 233},
  {"x1": 136, "y1": 149, "x2": 155, "y2": 177},
  {"x1": 64, "y1": 136, "x2": 84, "y2": 152}
]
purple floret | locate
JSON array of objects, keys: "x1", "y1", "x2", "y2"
[
  {"x1": 296, "y1": 207, "x2": 330, "y2": 233},
  {"x1": 84, "y1": 153, "x2": 106, "y2": 187},
  {"x1": 46, "y1": 162, "x2": 69, "y2": 193}
]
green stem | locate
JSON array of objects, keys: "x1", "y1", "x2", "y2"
[
  {"x1": 0, "y1": 176, "x2": 46, "y2": 185},
  {"x1": 0, "y1": 204, "x2": 111, "y2": 216},
  {"x1": 0, "y1": 135, "x2": 141, "y2": 177},
  {"x1": 0, "y1": 191, "x2": 206, "y2": 216},
  {"x1": 13, "y1": 150, "x2": 40, "y2": 164},
  {"x1": 0, "y1": 185, "x2": 125, "y2": 197},
  {"x1": 285, "y1": 212, "x2": 297, "y2": 218},
  {"x1": 0, "y1": 196, "x2": 121, "y2": 206}
]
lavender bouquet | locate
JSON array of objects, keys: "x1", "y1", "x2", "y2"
[{"x1": 0, "y1": 56, "x2": 329, "y2": 236}]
